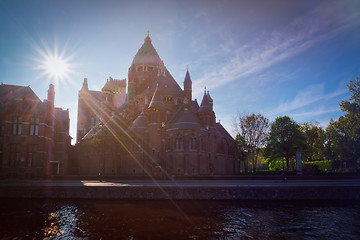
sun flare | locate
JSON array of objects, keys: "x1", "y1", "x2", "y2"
[
  {"x1": 45, "y1": 56, "x2": 68, "y2": 78},
  {"x1": 32, "y1": 43, "x2": 76, "y2": 85}
]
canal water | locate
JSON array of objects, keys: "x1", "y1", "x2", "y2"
[{"x1": 0, "y1": 199, "x2": 359, "y2": 239}]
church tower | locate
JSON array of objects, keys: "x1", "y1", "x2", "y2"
[
  {"x1": 198, "y1": 88, "x2": 215, "y2": 129},
  {"x1": 128, "y1": 31, "x2": 161, "y2": 104},
  {"x1": 76, "y1": 78, "x2": 95, "y2": 143},
  {"x1": 183, "y1": 68, "x2": 192, "y2": 101}
]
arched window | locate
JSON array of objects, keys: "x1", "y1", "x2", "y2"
[
  {"x1": 176, "y1": 137, "x2": 184, "y2": 150},
  {"x1": 188, "y1": 137, "x2": 196, "y2": 150}
]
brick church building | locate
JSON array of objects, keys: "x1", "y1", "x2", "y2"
[
  {"x1": 75, "y1": 33, "x2": 238, "y2": 177},
  {"x1": 0, "y1": 84, "x2": 71, "y2": 178}
]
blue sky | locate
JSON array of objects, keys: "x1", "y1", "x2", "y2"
[{"x1": 1, "y1": 0, "x2": 360, "y2": 144}]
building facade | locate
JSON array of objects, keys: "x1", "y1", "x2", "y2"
[
  {"x1": 75, "y1": 33, "x2": 238, "y2": 177},
  {"x1": 0, "y1": 84, "x2": 71, "y2": 178}
]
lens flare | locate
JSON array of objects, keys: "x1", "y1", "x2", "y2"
[
  {"x1": 31, "y1": 41, "x2": 77, "y2": 86},
  {"x1": 45, "y1": 56, "x2": 68, "y2": 78}
]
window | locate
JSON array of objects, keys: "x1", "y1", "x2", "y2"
[
  {"x1": 176, "y1": 137, "x2": 183, "y2": 150},
  {"x1": 0, "y1": 144, "x2": 3, "y2": 169},
  {"x1": 189, "y1": 137, "x2": 196, "y2": 150},
  {"x1": 29, "y1": 117, "x2": 39, "y2": 136},
  {"x1": 0, "y1": 124, "x2": 4, "y2": 136},
  {"x1": 9, "y1": 144, "x2": 20, "y2": 167},
  {"x1": 12, "y1": 117, "x2": 22, "y2": 135},
  {"x1": 26, "y1": 145, "x2": 36, "y2": 167}
]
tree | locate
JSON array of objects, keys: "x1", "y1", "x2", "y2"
[
  {"x1": 301, "y1": 121, "x2": 326, "y2": 162},
  {"x1": 326, "y1": 77, "x2": 360, "y2": 169},
  {"x1": 326, "y1": 77, "x2": 360, "y2": 167},
  {"x1": 340, "y1": 76, "x2": 360, "y2": 113},
  {"x1": 235, "y1": 134, "x2": 248, "y2": 172},
  {"x1": 234, "y1": 113, "x2": 270, "y2": 173},
  {"x1": 264, "y1": 116, "x2": 306, "y2": 172}
]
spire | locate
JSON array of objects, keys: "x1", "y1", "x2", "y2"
[
  {"x1": 184, "y1": 68, "x2": 191, "y2": 83},
  {"x1": 207, "y1": 90, "x2": 213, "y2": 107},
  {"x1": 144, "y1": 30, "x2": 151, "y2": 43},
  {"x1": 132, "y1": 31, "x2": 161, "y2": 66},
  {"x1": 198, "y1": 90, "x2": 212, "y2": 112},
  {"x1": 183, "y1": 67, "x2": 192, "y2": 101}
]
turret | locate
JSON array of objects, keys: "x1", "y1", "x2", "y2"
[
  {"x1": 81, "y1": 78, "x2": 88, "y2": 91},
  {"x1": 198, "y1": 87, "x2": 215, "y2": 129},
  {"x1": 183, "y1": 67, "x2": 192, "y2": 101}
]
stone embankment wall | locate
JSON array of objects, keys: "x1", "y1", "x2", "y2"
[{"x1": 1, "y1": 185, "x2": 359, "y2": 200}]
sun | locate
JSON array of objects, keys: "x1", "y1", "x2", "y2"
[
  {"x1": 32, "y1": 43, "x2": 75, "y2": 85},
  {"x1": 44, "y1": 55, "x2": 69, "y2": 79}
]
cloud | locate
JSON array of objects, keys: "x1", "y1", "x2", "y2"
[
  {"x1": 192, "y1": 2, "x2": 359, "y2": 95},
  {"x1": 290, "y1": 108, "x2": 340, "y2": 119},
  {"x1": 269, "y1": 84, "x2": 347, "y2": 116}
]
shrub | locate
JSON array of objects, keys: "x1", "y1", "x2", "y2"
[{"x1": 303, "y1": 160, "x2": 332, "y2": 172}]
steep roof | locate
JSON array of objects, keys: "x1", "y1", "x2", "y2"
[
  {"x1": 191, "y1": 99, "x2": 199, "y2": 112},
  {"x1": 167, "y1": 106, "x2": 203, "y2": 131},
  {"x1": 132, "y1": 33, "x2": 161, "y2": 66},
  {"x1": 198, "y1": 92, "x2": 212, "y2": 112},
  {"x1": 82, "y1": 115, "x2": 129, "y2": 141},
  {"x1": 184, "y1": 69, "x2": 191, "y2": 83},
  {"x1": 215, "y1": 122, "x2": 235, "y2": 142},
  {"x1": 129, "y1": 111, "x2": 148, "y2": 133},
  {"x1": 148, "y1": 84, "x2": 164, "y2": 109},
  {"x1": 0, "y1": 84, "x2": 40, "y2": 102},
  {"x1": 139, "y1": 73, "x2": 183, "y2": 97}
]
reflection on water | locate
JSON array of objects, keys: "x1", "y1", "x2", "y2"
[
  {"x1": 0, "y1": 199, "x2": 359, "y2": 239},
  {"x1": 44, "y1": 206, "x2": 86, "y2": 239}
]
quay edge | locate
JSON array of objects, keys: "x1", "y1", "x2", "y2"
[{"x1": 0, "y1": 185, "x2": 359, "y2": 200}]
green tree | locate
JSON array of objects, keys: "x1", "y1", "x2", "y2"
[
  {"x1": 264, "y1": 116, "x2": 306, "y2": 172},
  {"x1": 235, "y1": 134, "x2": 248, "y2": 172},
  {"x1": 326, "y1": 77, "x2": 360, "y2": 169},
  {"x1": 301, "y1": 121, "x2": 326, "y2": 162},
  {"x1": 234, "y1": 113, "x2": 270, "y2": 173}
]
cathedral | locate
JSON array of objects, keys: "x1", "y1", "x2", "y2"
[{"x1": 75, "y1": 32, "x2": 238, "y2": 177}]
